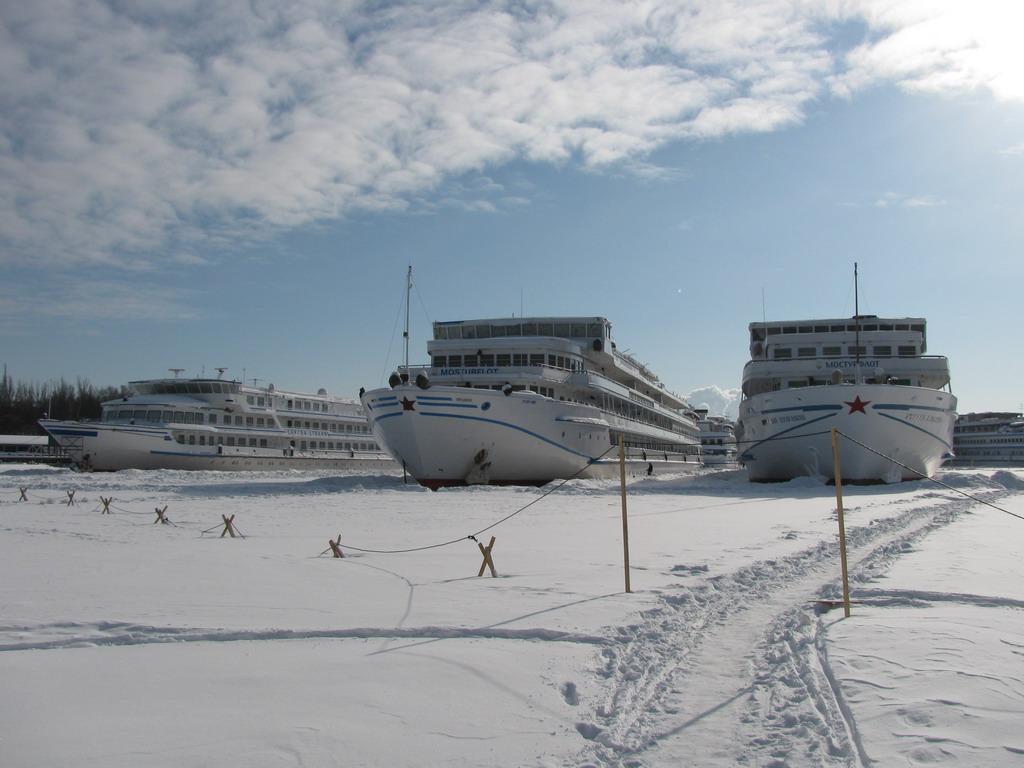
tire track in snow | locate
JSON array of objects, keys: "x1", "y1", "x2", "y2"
[{"x1": 570, "y1": 490, "x2": 1011, "y2": 767}]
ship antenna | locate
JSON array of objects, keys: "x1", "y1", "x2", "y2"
[
  {"x1": 403, "y1": 264, "x2": 412, "y2": 371},
  {"x1": 169, "y1": 368, "x2": 185, "y2": 378},
  {"x1": 215, "y1": 367, "x2": 227, "y2": 379}
]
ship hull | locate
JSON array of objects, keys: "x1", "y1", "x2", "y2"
[
  {"x1": 737, "y1": 384, "x2": 956, "y2": 483},
  {"x1": 362, "y1": 385, "x2": 696, "y2": 487},
  {"x1": 39, "y1": 421, "x2": 395, "y2": 472}
]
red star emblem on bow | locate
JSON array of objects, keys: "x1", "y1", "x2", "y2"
[
  {"x1": 401, "y1": 397, "x2": 416, "y2": 411},
  {"x1": 844, "y1": 396, "x2": 870, "y2": 414}
]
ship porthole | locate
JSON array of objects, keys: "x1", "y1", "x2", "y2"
[{"x1": 482, "y1": 402, "x2": 491, "y2": 411}]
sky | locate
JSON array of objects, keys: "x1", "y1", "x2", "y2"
[{"x1": 2, "y1": 0, "x2": 1023, "y2": 417}]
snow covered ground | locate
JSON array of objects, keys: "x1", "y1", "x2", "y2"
[{"x1": 2, "y1": 462, "x2": 1022, "y2": 767}]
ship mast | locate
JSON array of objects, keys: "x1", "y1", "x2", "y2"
[
  {"x1": 403, "y1": 265, "x2": 412, "y2": 372},
  {"x1": 854, "y1": 262, "x2": 861, "y2": 383}
]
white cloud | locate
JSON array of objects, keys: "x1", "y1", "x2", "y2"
[
  {"x1": 0, "y1": 0, "x2": 1019, "y2": 269},
  {"x1": 686, "y1": 384, "x2": 741, "y2": 420}
]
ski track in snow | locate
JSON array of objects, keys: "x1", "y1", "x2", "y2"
[{"x1": 566, "y1": 488, "x2": 1018, "y2": 768}]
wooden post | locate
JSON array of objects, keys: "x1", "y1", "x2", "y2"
[
  {"x1": 100, "y1": 496, "x2": 113, "y2": 514},
  {"x1": 328, "y1": 535, "x2": 344, "y2": 558},
  {"x1": 65, "y1": 490, "x2": 76, "y2": 506},
  {"x1": 831, "y1": 428, "x2": 852, "y2": 618},
  {"x1": 477, "y1": 536, "x2": 497, "y2": 577},
  {"x1": 220, "y1": 514, "x2": 237, "y2": 538},
  {"x1": 619, "y1": 435, "x2": 631, "y2": 594},
  {"x1": 153, "y1": 506, "x2": 169, "y2": 524},
  {"x1": 19, "y1": 488, "x2": 28, "y2": 501}
]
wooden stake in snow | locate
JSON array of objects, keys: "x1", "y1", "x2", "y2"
[
  {"x1": 220, "y1": 514, "x2": 238, "y2": 538},
  {"x1": 619, "y1": 435, "x2": 631, "y2": 594},
  {"x1": 100, "y1": 496, "x2": 113, "y2": 514},
  {"x1": 18, "y1": 488, "x2": 27, "y2": 501},
  {"x1": 65, "y1": 490, "x2": 76, "y2": 506},
  {"x1": 831, "y1": 428, "x2": 852, "y2": 618},
  {"x1": 153, "y1": 506, "x2": 170, "y2": 524},
  {"x1": 328, "y1": 535, "x2": 344, "y2": 558},
  {"x1": 476, "y1": 535, "x2": 497, "y2": 577}
]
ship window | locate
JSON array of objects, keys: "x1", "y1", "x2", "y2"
[
  {"x1": 554, "y1": 323, "x2": 570, "y2": 337},
  {"x1": 208, "y1": 414, "x2": 217, "y2": 425},
  {"x1": 571, "y1": 323, "x2": 585, "y2": 337},
  {"x1": 513, "y1": 354, "x2": 527, "y2": 366},
  {"x1": 830, "y1": 325, "x2": 846, "y2": 332},
  {"x1": 260, "y1": 439, "x2": 268, "y2": 448},
  {"x1": 521, "y1": 323, "x2": 536, "y2": 336},
  {"x1": 463, "y1": 326, "x2": 477, "y2": 339},
  {"x1": 530, "y1": 354, "x2": 544, "y2": 366},
  {"x1": 537, "y1": 323, "x2": 553, "y2": 336},
  {"x1": 798, "y1": 326, "x2": 812, "y2": 333},
  {"x1": 246, "y1": 396, "x2": 255, "y2": 405},
  {"x1": 200, "y1": 383, "x2": 213, "y2": 393},
  {"x1": 496, "y1": 354, "x2": 511, "y2": 366},
  {"x1": 898, "y1": 345, "x2": 916, "y2": 356},
  {"x1": 187, "y1": 384, "x2": 201, "y2": 394},
  {"x1": 447, "y1": 355, "x2": 461, "y2": 367},
  {"x1": 226, "y1": 437, "x2": 235, "y2": 446},
  {"x1": 188, "y1": 435, "x2": 196, "y2": 445},
  {"x1": 911, "y1": 324, "x2": 924, "y2": 333},
  {"x1": 464, "y1": 355, "x2": 479, "y2": 366},
  {"x1": 862, "y1": 324, "x2": 878, "y2": 331},
  {"x1": 587, "y1": 323, "x2": 603, "y2": 337},
  {"x1": 847, "y1": 346, "x2": 866, "y2": 355},
  {"x1": 480, "y1": 354, "x2": 494, "y2": 365},
  {"x1": 823, "y1": 346, "x2": 841, "y2": 356},
  {"x1": 162, "y1": 410, "x2": 173, "y2": 422},
  {"x1": 432, "y1": 355, "x2": 445, "y2": 367},
  {"x1": 475, "y1": 325, "x2": 491, "y2": 338},
  {"x1": 772, "y1": 348, "x2": 792, "y2": 359},
  {"x1": 246, "y1": 417, "x2": 254, "y2": 426},
  {"x1": 873, "y1": 345, "x2": 892, "y2": 356},
  {"x1": 798, "y1": 347, "x2": 816, "y2": 357},
  {"x1": 814, "y1": 325, "x2": 829, "y2": 333},
  {"x1": 177, "y1": 434, "x2": 185, "y2": 444}
]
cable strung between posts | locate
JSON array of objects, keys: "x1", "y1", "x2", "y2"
[
  {"x1": 835, "y1": 430, "x2": 1024, "y2": 522},
  {"x1": 333, "y1": 445, "x2": 621, "y2": 555}
]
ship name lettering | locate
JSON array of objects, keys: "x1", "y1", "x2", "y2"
[
  {"x1": 905, "y1": 413, "x2": 944, "y2": 424},
  {"x1": 765, "y1": 415, "x2": 806, "y2": 424},
  {"x1": 823, "y1": 360, "x2": 880, "y2": 369},
  {"x1": 434, "y1": 367, "x2": 500, "y2": 376}
]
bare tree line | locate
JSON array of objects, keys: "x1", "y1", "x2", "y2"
[{"x1": 0, "y1": 370, "x2": 122, "y2": 434}]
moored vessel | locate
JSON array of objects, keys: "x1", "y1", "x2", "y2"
[
  {"x1": 737, "y1": 315, "x2": 957, "y2": 483},
  {"x1": 39, "y1": 372, "x2": 394, "y2": 472},
  {"x1": 361, "y1": 316, "x2": 702, "y2": 487},
  {"x1": 950, "y1": 412, "x2": 1024, "y2": 465}
]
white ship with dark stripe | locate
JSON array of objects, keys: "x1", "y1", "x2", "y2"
[
  {"x1": 737, "y1": 316, "x2": 957, "y2": 483},
  {"x1": 40, "y1": 373, "x2": 393, "y2": 472},
  {"x1": 360, "y1": 316, "x2": 701, "y2": 488}
]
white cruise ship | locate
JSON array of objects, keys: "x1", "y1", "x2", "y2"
[
  {"x1": 737, "y1": 316, "x2": 957, "y2": 483},
  {"x1": 695, "y1": 411, "x2": 739, "y2": 465},
  {"x1": 951, "y1": 412, "x2": 1024, "y2": 465},
  {"x1": 360, "y1": 316, "x2": 702, "y2": 487},
  {"x1": 39, "y1": 373, "x2": 394, "y2": 472}
]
